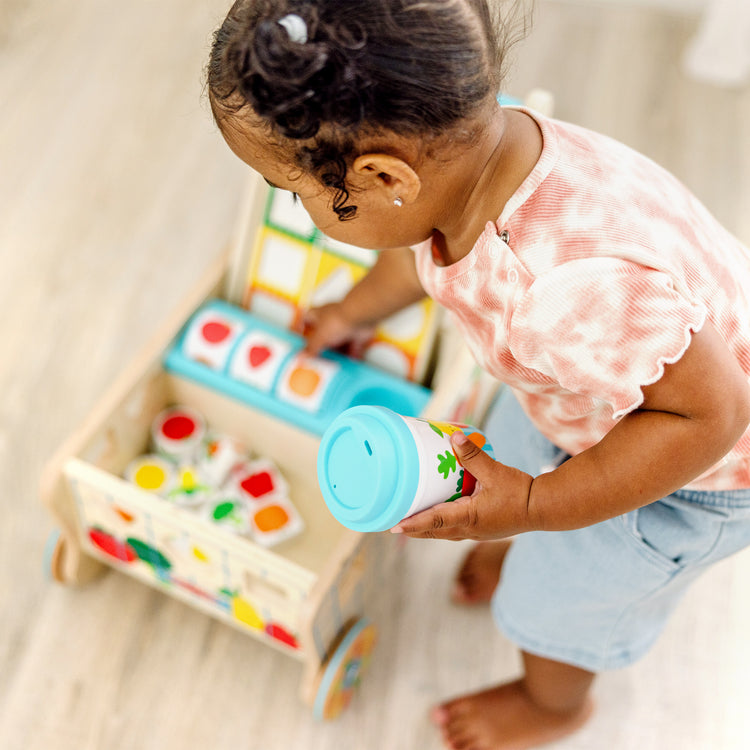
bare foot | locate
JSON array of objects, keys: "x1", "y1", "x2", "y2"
[
  {"x1": 452, "y1": 540, "x2": 513, "y2": 605},
  {"x1": 432, "y1": 680, "x2": 594, "y2": 750}
]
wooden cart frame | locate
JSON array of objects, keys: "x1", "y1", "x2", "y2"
[{"x1": 40, "y1": 172, "x2": 499, "y2": 719}]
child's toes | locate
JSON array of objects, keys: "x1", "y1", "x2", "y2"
[{"x1": 431, "y1": 704, "x2": 449, "y2": 726}]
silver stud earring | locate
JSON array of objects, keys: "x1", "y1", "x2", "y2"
[{"x1": 393, "y1": 197, "x2": 403, "y2": 208}]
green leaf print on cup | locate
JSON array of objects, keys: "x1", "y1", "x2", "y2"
[
  {"x1": 445, "y1": 469, "x2": 470, "y2": 502},
  {"x1": 429, "y1": 422, "x2": 445, "y2": 438},
  {"x1": 436, "y1": 450, "x2": 458, "y2": 479}
]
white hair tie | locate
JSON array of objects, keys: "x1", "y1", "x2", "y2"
[{"x1": 278, "y1": 13, "x2": 308, "y2": 44}]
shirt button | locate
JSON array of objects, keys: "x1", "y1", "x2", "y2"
[{"x1": 507, "y1": 268, "x2": 519, "y2": 284}]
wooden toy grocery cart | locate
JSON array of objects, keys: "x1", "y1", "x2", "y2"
[{"x1": 40, "y1": 170, "x2": 500, "y2": 720}]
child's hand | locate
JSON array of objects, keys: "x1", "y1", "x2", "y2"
[
  {"x1": 302, "y1": 303, "x2": 374, "y2": 357},
  {"x1": 391, "y1": 432, "x2": 535, "y2": 540}
]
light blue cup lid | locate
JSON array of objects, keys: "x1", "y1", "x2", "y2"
[{"x1": 317, "y1": 405, "x2": 420, "y2": 532}]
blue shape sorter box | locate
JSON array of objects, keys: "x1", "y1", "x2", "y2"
[{"x1": 164, "y1": 299, "x2": 432, "y2": 436}]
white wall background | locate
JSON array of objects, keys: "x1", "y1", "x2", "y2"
[{"x1": 554, "y1": 0, "x2": 706, "y2": 12}]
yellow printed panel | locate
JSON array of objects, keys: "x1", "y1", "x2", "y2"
[
  {"x1": 367, "y1": 298, "x2": 439, "y2": 380},
  {"x1": 244, "y1": 228, "x2": 322, "y2": 330},
  {"x1": 306, "y1": 250, "x2": 369, "y2": 310}
]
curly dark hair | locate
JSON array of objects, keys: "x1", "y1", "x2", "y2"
[{"x1": 207, "y1": 0, "x2": 523, "y2": 220}]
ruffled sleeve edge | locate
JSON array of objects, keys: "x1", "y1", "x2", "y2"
[{"x1": 610, "y1": 303, "x2": 708, "y2": 421}]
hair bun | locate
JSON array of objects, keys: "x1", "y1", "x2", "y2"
[{"x1": 237, "y1": 9, "x2": 369, "y2": 139}]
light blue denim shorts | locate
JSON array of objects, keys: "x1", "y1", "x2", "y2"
[{"x1": 483, "y1": 388, "x2": 750, "y2": 672}]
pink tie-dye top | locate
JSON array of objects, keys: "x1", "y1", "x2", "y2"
[{"x1": 413, "y1": 109, "x2": 750, "y2": 490}]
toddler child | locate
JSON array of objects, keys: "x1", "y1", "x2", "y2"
[{"x1": 207, "y1": 1, "x2": 750, "y2": 747}]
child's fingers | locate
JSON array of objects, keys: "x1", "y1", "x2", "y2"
[
  {"x1": 451, "y1": 431, "x2": 497, "y2": 481},
  {"x1": 302, "y1": 332, "x2": 323, "y2": 356},
  {"x1": 391, "y1": 497, "x2": 479, "y2": 540},
  {"x1": 298, "y1": 308, "x2": 318, "y2": 336},
  {"x1": 301, "y1": 304, "x2": 350, "y2": 354},
  {"x1": 300, "y1": 308, "x2": 329, "y2": 355},
  {"x1": 347, "y1": 326, "x2": 375, "y2": 358}
]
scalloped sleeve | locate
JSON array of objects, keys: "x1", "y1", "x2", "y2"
[{"x1": 508, "y1": 258, "x2": 707, "y2": 419}]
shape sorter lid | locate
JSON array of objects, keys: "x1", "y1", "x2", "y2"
[{"x1": 225, "y1": 173, "x2": 441, "y2": 385}]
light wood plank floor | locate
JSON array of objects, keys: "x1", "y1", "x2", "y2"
[{"x1": 2, "y1": 1, "x2": 749, "y2": 748}]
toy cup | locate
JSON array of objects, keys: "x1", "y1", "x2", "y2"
[
  {"x1": 124, "y1": 454, "x2": 175, "y2": 496},
  {"x1": 317, "y1": 405, "x2": 493, "y2": 532},
  {"x1": 197, "y1": 433, "x2": 248, "y2": 487},
  {"x1": 166, "y1": 465, "x2": 213, "y2": 509},
  {"x1": 204, "y1": 495, "x2": 252, "y2": 535},
  {"x1": 151, "y1": 406, "x2": 205, "y2": 462}
]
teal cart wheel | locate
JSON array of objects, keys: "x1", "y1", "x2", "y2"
[
  {"x1": 313, "y1": 618, "x2": 378, "y2": 720},
  {"x1": 43, "y1": 528, "x2": 65, "y2": 582}
]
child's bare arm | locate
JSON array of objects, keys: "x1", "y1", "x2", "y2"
[
  {"x1": 393, "y1": 322, "x2": 750, "y2": 539},
  {"x1": 303, "y1": 246, "x2": 426, "y2": 355}
]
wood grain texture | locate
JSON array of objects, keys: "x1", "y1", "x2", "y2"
[{"x1": 2, "y1": 1, "x2": 749, "y2": 748}]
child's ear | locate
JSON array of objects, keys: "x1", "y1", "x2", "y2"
[{"x1": 351, "y1": 153, "x2": 421, "y2": 206}]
